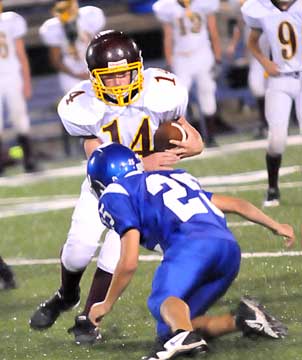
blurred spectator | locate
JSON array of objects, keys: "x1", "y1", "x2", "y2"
[
  {"x1": 153, "y1": 0, "x2": 233, "y2": 147},
  {"x1": 128, "y1": 0, "x2": 156, "y2": 14},
  {"x1": 39, "y1": 0, "x2": 106, "y2": 156},
  {"x1": 0, "y1": 1, "x2": 39, "y2": 175},
  {"x1": 0, "y1": 256, "x2": 16, "y2": 290}
]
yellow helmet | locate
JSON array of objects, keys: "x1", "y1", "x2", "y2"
[
  {"x1": 52, "y1": 0, "x2": 79, "y2": 23},
  {"x1": 86, "y1": 30, "x2": 144, "y2": 107}
]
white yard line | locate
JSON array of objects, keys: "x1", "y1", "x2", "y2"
[
  {"x1": 0, "y1": 134, "x2": 300, "y2": 187},
  {"x1": 0, "y1": 176, "x2": 300, "y2": 219},
  {"x1": 6, "y1": 250, "x2": 302, "y2": 266},
  {"x1": 182, "y1": 134, "x2": 302, "y2": 161}
]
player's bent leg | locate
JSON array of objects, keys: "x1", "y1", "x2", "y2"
[
  {"x1": 29, "y1": 275, "x2": 81, "y2": 330},
  {"x1": 264, "y1": 85, "x2": 292, "y2": 207},
  {"x1": 68, "y1": 230, "x2": 120, "y2": 344},
  {"x1": 30, "y1": 180, "x2": 104, "y2": 330}
]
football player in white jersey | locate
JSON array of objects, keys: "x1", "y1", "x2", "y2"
[
  {"x1": 241, "y1": 0, "x2": 302, "y2": 207},
  {"x1": 0, "y1": 1, "x2": 38, "y2": 174},
  {"x1": 153, "y1": 0, "x2": 223, "y2": 147},
  {"x1": 39, "y1": 0, "x2": 106, "y2": 94},
  {"x1": 227, "y1": 0, "x2": 269, "y2": 139},
  {"x1": 29, "y1": 30, "x2": 204, "y2": 345}
]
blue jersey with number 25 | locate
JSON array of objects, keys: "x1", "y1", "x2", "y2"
[{"x1": 98, "y1": 169, "x2": 237, "y2": 251}]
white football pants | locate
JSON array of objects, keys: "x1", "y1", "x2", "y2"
[
  {"x1": 0, "y1": 74, "x2": 30, "y2": 134},
  {"x1": 265, "y1": 74, "x2": 302, "y2": 155},
  {"x1": 172, "y1": 48, "x2": 217, "y2": 116},
  {"x1": 61, "y1": 178, "x2": 121, "y2": 274}
]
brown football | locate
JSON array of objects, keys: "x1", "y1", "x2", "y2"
[{"x1": 153, "y1": 121, "x2": 187, "y2": 152}]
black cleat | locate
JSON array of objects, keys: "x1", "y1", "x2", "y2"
[
  {"x1": 29, "y1": 288, "x2": 80, "y2": 330},
  {"x1": 263, "y1": 188, "x2": 280, "y2": 208},
  {"x1": 0, "y1": 262, "x2": 17, "y2": 290},
  {"x1": 235, "y1": 296, "x2": 288, "y2": 339},
  {"x1": 68, "y1": 315, "x2": 102, "y2": 345},
  {"x1": 142, "y1": 329, "x2": 208, "y2": 360}
]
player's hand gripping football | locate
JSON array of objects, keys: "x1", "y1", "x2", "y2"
[
  {"x1": 89, "y1": 301, "x2": 111, "y2": 326},
  {"x1": 272, "y1": 223, "x2": 295, "y2": 248},
  {"x1": 167, "y1": 116, "x2": 204, "y2": 158}
]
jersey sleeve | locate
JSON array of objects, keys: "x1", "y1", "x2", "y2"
[
  {"x1": 152, "y1": 0, "x2": 174, "y2": 23},
  {"x1": 11, "y1": 12, "x2": 27, "y2": 38},
  {"x1": 241, "y1": 0, "x2": 263, "y2": 29},
  {"x1": 80, "y1": 6, "x2": 106, "y2": 34},
  {"x1": 39, "y1": 19, "x2": 62, "y2": 46},
  {"x1": 197, "y1": 0, "x2": 220, "y2": 14},
  {"x1": 99, "y1": 184, "x2": 141, "y2": 236},
  {"x1": 202, "y1": 190, "x2": 213, "y2": 200},
  {"x1": 57, "y1": 81, "x2": 105, "y2": 137},
  {"x1": 144, "y1": 68, "x2": 189, "y2": 120}
]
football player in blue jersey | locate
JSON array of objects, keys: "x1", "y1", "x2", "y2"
[{"x1": 87, "y1": 143, "x2": 294, "y2": 360}]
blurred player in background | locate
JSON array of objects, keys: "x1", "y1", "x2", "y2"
[
  {"x1": 227, "y1": 0, "x2": 269, "y2": 139},
  {"x1": 29, "y1": 30, "x2": 203, "y2": 345},
  {"x1": 87, "y1": 143, "x2": 293, "y2": 360},
  {"x1": 0, "y1": 1, "x2": 38, "y2": 175},
  {"x1": 39, "y1": 0, "x2": 106, "y2": 156},
  {"x1": 0, "y1": 256, "x2": 16, "y2": 290},
  {"x1": 153, "y1": 0, "x2": 225, "y2": 147},
  {"x1": 242, "y1": 0, "x2": 302, "y2": 207}
]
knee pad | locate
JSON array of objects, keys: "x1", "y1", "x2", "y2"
[{"x1": 61, "y1": 242, "x2": 99, "y2": 272}]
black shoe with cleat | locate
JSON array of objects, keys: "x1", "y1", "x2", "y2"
[
  {"x1": 68, "y1": 315, "x2": 102, "y2": 345},
  {"x1": 29, "y1": 288, "x2": 80, "y2": 330},
  {"x1": 0, "y1": 261, "x2": 17, "y2": 290},
  {"x1": 235, "y1": 296, "x2": 288, "y2": 339},
  {"x1": 263, "y1": 188, "x2": 280, "y2": 208},
  {"x1": 142, "y1": 329, "x2": 208, "y2": 360}
]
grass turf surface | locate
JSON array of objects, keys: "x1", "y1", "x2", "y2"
[{"x1": 0, "y1": 139, "x2": 301, "y2": 359}]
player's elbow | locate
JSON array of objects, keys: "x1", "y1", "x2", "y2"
[{"x1": 120, "y1": 258, "x2": 138, "y2": 274}]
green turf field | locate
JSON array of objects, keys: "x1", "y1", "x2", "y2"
[{"x1": 0, "y1": 137, "x2": 301, "y2": 360}]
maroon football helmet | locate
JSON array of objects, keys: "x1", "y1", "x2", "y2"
[
  {"x1": 86, "y1": 30, "x2": 143, "y2": 106},
  {"x1": 271, "y1": 0, "x2": 297, "y2": 11}
]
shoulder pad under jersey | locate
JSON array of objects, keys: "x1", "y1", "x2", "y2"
[
  {"x1": 78, "y1": 6, "x2": 106, "y2": 33},
  {"x1": 152, "y1": 0, "x2": 176, "y2": 22},
  {"x1": 39, "y1": 17, "x2": 62, "y2": 46},
  {"x1": 2, "y1": 12, "x2": 27, "y2": 37},
  {"x1": 241, "y1": 0, "x2": 271, "y2": 27},
  {"x1": 58, "y1": 81, "x2": 106, "y2": 126},
  {"x1": 142, "y1": 68, "x2": 188, "y2": 113},
  {"x1": 194, "y1": 0, "x2": 220, "y2": 13}
]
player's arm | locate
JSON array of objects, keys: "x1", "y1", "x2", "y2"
[
  {"x1": 248, "y1": 28, "x2": 279, "y2": 76},
  {"x1": 15, "y1": 38, "x2": 32, "y2": 99},
  {"x1": 211, "y1": 194, "x2": 295, "y2": 247},
  {"x1": 88, "y1": 229, "x2": 140, "y2": 325},
  {"x1": 48, "y1": 46, "x2": 88, "y2": 80},
  {"x1": 143, "y1": 117, "x2": 204, "y2": 170},
  {"x1": 162, "y1": 22, "x2": 173, "y2": 70},
  {"x1": 226, "y1": 18, "x2": 243, "y2": 59},
  {"x1": 83, "y1": 138, "x2": 102, "y2": 159},
  {"x1": 207, "y1": 14, "x2": 222, "y2": 63}
]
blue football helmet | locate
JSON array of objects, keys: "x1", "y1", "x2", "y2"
[{"x1": 87, "y1": 143, "x2": 143, "y2": 198}]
